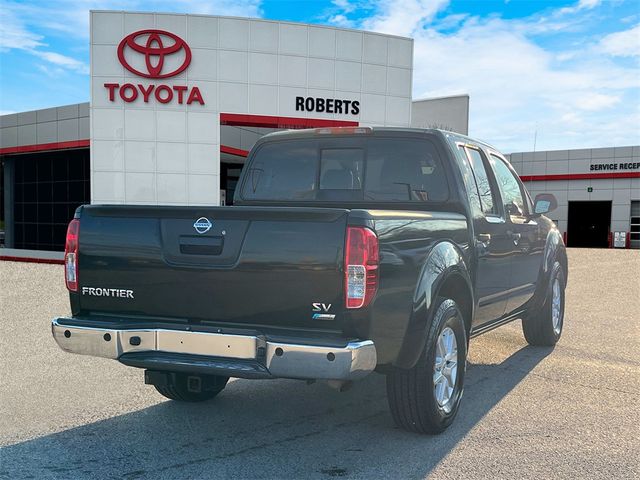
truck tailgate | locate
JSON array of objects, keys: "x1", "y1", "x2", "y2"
[{"x1": 76, "y1": 205, "x2": 349, "y2": 330}]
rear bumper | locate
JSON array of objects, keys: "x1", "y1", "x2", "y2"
[{"x1": 51, "y1": 318, "x2": 377, "y2": 381}]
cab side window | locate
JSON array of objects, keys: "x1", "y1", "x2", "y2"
[
  {"x1": 456, "y1": 145, "x2": 482, "y2": 216},
  {"x1": 464, "y1": 147, "x2": 498, "y2": 216},
  {"x1": 489, "y1": 154, "x2": 526, "y2": 217}
]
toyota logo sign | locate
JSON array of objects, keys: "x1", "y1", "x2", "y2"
[
  {"x1": 117, "y1": 29, "x2": 191, "y2": 79},
  {"x1": 105, "y1": 29, "x2": 204, "y2": 105}
]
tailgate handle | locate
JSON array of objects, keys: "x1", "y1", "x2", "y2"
[{"x1": 179, "y1": 235, "x2": 223, "y2": 255}]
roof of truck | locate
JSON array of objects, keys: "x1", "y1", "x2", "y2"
[{"x1": 258, "y1": 126, "x2": 499, "y2": 152}]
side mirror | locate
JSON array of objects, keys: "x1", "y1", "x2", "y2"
[{"x1": 533, "y1": 193, "x2": 558, "y2": 215}]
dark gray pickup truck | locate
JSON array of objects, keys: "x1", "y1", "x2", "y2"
[{"x1": 52, "y1": 127, "x2": 567, "y2": 434}]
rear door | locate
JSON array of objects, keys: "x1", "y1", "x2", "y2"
[
  {"x1": 458, "y1": 145, "x2": 512, "y2": 325},
  {"x1": 486, "y1": 152, "x2": 544, "y2": 315}
]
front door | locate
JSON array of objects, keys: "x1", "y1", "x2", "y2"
[
  {"x1": 460, "y1": 145, "x2": 511, "y2": 325},
  {"x1": 487, "y1": 152, "x2": 545, "y2": 315},
  {"x1": 473, "y1": 216, "x2": 514, "y2": 324}
]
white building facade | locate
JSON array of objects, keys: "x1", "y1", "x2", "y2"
[{"x1": 90, "y1": 11, "x2": 414, "y2": 206}]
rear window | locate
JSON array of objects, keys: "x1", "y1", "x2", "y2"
[{"x1": 240, "y1": 137, "x2": 449, "y2": 202}]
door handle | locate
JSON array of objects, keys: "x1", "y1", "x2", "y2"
[
  {"x1": 476, "y1": 233, "x2": 491, "y2": 246},
  {"x1": 509, "y1": 231, "x2": 521, "y2": 245}
]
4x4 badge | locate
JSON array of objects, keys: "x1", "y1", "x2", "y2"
[{"x1": 193, "y1": 217, "x2": 212, "y2": 234}]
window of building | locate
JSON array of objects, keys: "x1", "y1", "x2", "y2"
[
  {"x1": 221, "y1": 164, "x2": 243, "y2": 205},
  {"x1": 13, "y1": 149, "x2": 90, "y2": 251},
  {"x1": 0, "y1": 160, "x2": 4, "y2": 247}
]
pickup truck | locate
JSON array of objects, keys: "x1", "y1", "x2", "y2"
[{"x1": 52, "y1": 127, "x2": 567, "y2": 434}]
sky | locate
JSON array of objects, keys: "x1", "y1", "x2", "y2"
[{"x1": 0, "y1": 0, "x2": 638, "y2": 152}]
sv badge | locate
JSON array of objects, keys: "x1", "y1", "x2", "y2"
[
  {"x1": 311, "y1": 303, "x2": 335, "y2": 321},
  {"x1": 312, "y1": 303, "x2": 332, "y2": 312}
]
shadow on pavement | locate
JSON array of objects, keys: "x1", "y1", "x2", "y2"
[{"x1": 1, "y1": 344, "x2": 553, "y2": 479}]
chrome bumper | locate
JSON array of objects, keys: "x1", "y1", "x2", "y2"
[{"x1": 51, "y1": 318, "x2": 377, "y2": 381}]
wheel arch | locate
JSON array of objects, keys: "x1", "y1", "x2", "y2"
[
  {"x1": 544, "y1": 229, "x2": 567, "y2": 270},
  {"x1": 528, "y1": 228, "x2": 568, "y2": 316},
  {"x1": 437, "y1": 274, "x2": 473, "y2": 339},
  {"x1": 393, "y1": 241, "x2": 474, "y2": 369}
]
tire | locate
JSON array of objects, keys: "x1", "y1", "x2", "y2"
[
  {"x1": 154, "y1": 372, "x2": 229, "y2": 402},
  {"x1": 522, "y1": 260, "x2": 566, "y2": 346},
  {"x1": 386, "y1": 297, "x2": 468, "y2": 434}
]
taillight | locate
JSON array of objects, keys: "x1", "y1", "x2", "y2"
[
  {"x1": 65, "y1": 219, "x2": 80, "y2": 292},
  {"x1": 344, "y1": 226, "x2": 379, "y2": 309}
]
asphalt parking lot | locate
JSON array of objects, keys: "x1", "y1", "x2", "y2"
[{"x1": 1, "y1": 248, "x2": 638, "y2": 479}]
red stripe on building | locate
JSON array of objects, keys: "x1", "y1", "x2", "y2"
[
  {"x1": 520, "y1": 172, "x2": 640, "y2": 182},
  {"x1": 0, "y1": 256, "x2": 64, "y2": 265},
  {"x1": 0, "y1": 139, "x2": 90, "y2": 155},
  {"x1": 220, "y1": 145, "x2": 250, "y2": 157},
  {"x1": 220, "y1": 113, "x2": 358, "y2": 129}
]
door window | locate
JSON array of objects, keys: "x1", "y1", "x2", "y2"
[
  {"x1": 464, "y1": 147, "x2": 498, "y2": 216},
  {"x1": 455, "y1": 145, "x2": 482, "y2": 216},
  {"x1": 489, "y1": 154, "x2": 527, "y2": 217}
]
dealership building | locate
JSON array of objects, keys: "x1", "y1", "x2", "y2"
[
  {"x1": 0, "y1": 11, "x2": 638, "y2": 254},
  {"x1": 509, "y1": 148, "x2": 640, "y2": 249}
]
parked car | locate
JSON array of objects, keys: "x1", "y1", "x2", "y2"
[{"x1": 52, "y1": 127, "x2": 567, "y2": 434}]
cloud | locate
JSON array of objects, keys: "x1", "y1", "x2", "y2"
[
  {"x1": 0, "y1": 3, "x2": 44, "y2": 51},
  {"x1": 2, "y1": 0, "x2": 263, "y2": 41},
  {"x1": 0, "y1": 0, "x2": 263, "y2": 79},
  {"x1": 596, "y1": 23, "x2": 640, "y2": 57},
  {"x1": 360, "y1": 0, "x2": 450, "y2": 37},
  {"x1": 412, "y1": 18, "x2": 638, "y2": 150},
  {"x1": 577, "y1": 93, "x2": 621, "y2": 111},
  {"x1": 0, "y1": 0, "x2": 90, "y2": 75},
  {"x1": 32, "y1": 50, "x2": 89, "y2": 74},
  {"x1": 170, "y1": 0, "x2": 263, "y2": 18},
  {"x1": 328, "y1": 14, "x2": 356, "y2": 28},
  {"x1": 332, "y1": 0, "x2": 356, "y2": 13},
  {"x1": 578, "y1": 0, "x2": 601, "y2": 8},
  {"x1": 558, "y1": 0, "x2": 602, "y2": 15},
  {"x1": 326, "y1": 0, "x2": 639, "y2": 151},
  {"x1": 36, "y1": 64, "x2": 68, "y2": 78}
]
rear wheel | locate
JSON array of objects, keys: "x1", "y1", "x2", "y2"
[
  {"x1": 522, "y1": 260, "x2": 566, "y2": 346},
  {"x1": 386, "y1": 297, "x2": 468, "y2": 434},
  {"x1": 151, "y1": 372, "x2": 229, "y2": 402}
]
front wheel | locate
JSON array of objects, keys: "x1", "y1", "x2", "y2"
[
  {"x1": 522, "y1": 260, "x2": 566, "y2": 346},
  {"x1": 386, "y1": 297, "x2": 468, "y2": 434}
]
